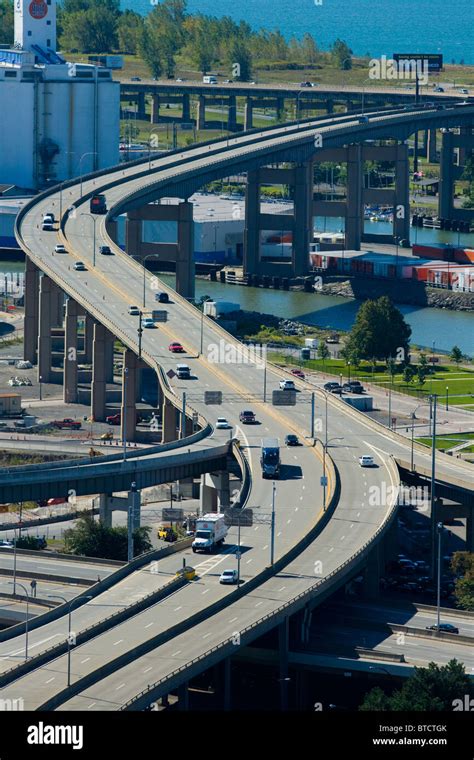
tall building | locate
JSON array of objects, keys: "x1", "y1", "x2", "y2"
[{"x1": 0, "y1": 0, "x2": 120, "y2": 190}]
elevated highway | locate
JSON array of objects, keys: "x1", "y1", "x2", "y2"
[{"x1": 3, "y1": 103, "x2": 472, "y2": 709}]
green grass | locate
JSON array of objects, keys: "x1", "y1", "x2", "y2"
[{"x1": 417, "y1": 433, "x2": 474, "y2": 452}]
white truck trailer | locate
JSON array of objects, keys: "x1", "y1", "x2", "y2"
[{"x1": 192, "y1": 513, "x2": 228, "y2": 553}]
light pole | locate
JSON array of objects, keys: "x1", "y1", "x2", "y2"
[
  {"x1": 270, "y1": 481, "x2": 276, "y2": 565},
  {"x1": 81, "y1": 213, "x2": 98, "y2": 268},
  {"x1": 59, "y1": 179, "x2": 70, "y2": 220},
  {"x1": 430, "y1": 394, "x2": 438, "y2": 579},
  {"x1": 323, "y1": 437, "x2": 343, "y2": 510},
  {"x1": 79, "y1": 152, "x2": 98, "y2": 198},
  {"x1": 123, "y1": 367, "x2": 129, "y2": 460},
  {"x1": 445, "y1": 386, "x2": 449, "y2": 411},
  {"x1": 137, "y1": 311, "x2": 143, "y2": 362},
  {"x1": 47, "y1": 595, "x2": 92, "y2": 686},
  {"x1": 436, "y1": 521, "x2": 443, "y2": 632},
  {"x1": 263, "y1": 346, "x2": 268, "y2": 402},
  {"x1": 12, "y1": 527, "x2": 17, "y2": 595},
  {"x1": 8, "y1": 581, "x2": 29, "y2": 659},
  {"x1": 39, "y1": 375, "x2": 43, "y2": 401}
]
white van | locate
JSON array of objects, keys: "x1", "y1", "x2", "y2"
[{"x1": 203, "y1": 75, "x2": 217, "y2": 84}]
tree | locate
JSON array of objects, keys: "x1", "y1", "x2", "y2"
[
  {"x1": 344, "y1": 296, "x2": 411, "y2": 362},
  {"x1": 331, "y1": 39, "x2": 352, "y2": 69},
  {"x1": 64, "y1": 514, "x2": 152, "y2": 560},
  {"x1": 300, "y1": 33, "x2": 319, "y2": 65},
  {"x1": 226, "y1": 38, "x2": 252, "y2": 81},
  {"x1": 117, "y1": 10, "x2": 144, "y2": 55},
  {"x1": 402, "y1": 365, "x2": 416, "y2": 385},
  {"x1": 451, "y1": 552, "x2": 474, "y2": 611},
  {"x1": 416, "y1": 366, "x2": 427, "y2": 387},
  {"x1": 450, "y1": 345, "x2": 463, "y2": 365},
  {"x1": 0, "y1": 0, "x2": 14, "y2": 45},
  {"x1": 60, "y1": 6, "x2": 119, "y2": 52},
  {"x1": 317, "y1": 341, "x2": 330, "y2": 368},
  {"x1": 140, "y1": 1, "x2": 187, "y2": 79},
  {"x1": 360, "y1": 660, "x2": 473, "y2": 711}
]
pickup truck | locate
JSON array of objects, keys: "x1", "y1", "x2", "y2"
[
  {"x1": 51, "y1": 418, "x2": 81, "y2": 430},
  {"x1": 106, "y1": 413, "x2": 121, "y2": 426}
]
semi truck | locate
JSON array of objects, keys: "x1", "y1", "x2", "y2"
[
  {"x1": 261, "y1": 437, "x2": 280, "y2": 479},
  {"x1": 192, "y1": 513, "x2": 228, "y2": 553}
]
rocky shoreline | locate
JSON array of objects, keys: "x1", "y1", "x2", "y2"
[{"x1": 319, "y1": 278, "x2": 474, "y2": 311}]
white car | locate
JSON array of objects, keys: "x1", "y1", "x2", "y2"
[
  {"x1": 359, "y1": 455, "x2": 374, "y2": 467},
  {"x1": 0, "y1": 541, "x2": 13, "y2": 548},
  {"x1": 219, "y1": 569, "x2": 238, "y2": 584},
  {"x1": 279, "y1": 379, "x2": 296, "y2": 391},
  {"x1": 74, "y1": 261, "x2": 86, "y2": 271},
  {"x1": 128, "y1": 305, "x2": 140, "y2": 315},
  {"x1": 142, "y1": 317, "x2": 155, "y2": 328},
  {"x1": 54, "y1": 244, "x2": 67, "y2": 254},
  {"x1": 216, "y1": 417, "x2": 231, "y2": 429}
]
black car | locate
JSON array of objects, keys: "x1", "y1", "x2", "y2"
[
  {"x1": 342, "y1": 381, "x2": 364, "y2": 394},
  {"x1": 99, "y1": 245, "x2": 113, "y2": 255},
  {"x1": 324, "y1": 382, "x2": 342, "y2": 394},
  {"x1": 426, "y1": 623, "x2": 459, "y2": 634},
  {"x1": 155, "y1": 292, "x2": 170, "y2": 303},
  {"x1": 285, "y1": 434, "x2": 300, "y2": 446}
]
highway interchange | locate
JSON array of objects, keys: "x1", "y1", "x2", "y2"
[{"x1": 1, "y1": 102, "x2": 472, "y2": 710}]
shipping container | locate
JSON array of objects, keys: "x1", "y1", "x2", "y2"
[{"x1": 0, "y1": 393, "x2": 21, "y2": 416}]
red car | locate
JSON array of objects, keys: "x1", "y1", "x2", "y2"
[
  {"x1": 291, "y1": 369, "x2": 305, "y2": 380},
  {"x1": 51, "y1": 418, "x2": 81, "y2": 430},
  {"x1": 106, "y1": 413, "x2": 121, "y2": 426},
  {"x1": 168, "y1": 342, "x2": 185, "y2": 353}
]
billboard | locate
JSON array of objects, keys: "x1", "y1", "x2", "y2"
[{"x1": 393, "y1": 53, "x2": 443, "y2": 73}]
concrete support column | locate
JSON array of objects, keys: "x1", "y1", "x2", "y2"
[
  {"x1": 125, "y1": 214, "x2": 142, "y2": 258},
  {"x1": 91, "y1": 322, "x2": 107, "y2": 422},
  {"x1": 197, "y1": 95, "x2": 206, "y2": 130},
  {"x1": 427, "y1": 129, "x2": 438, "y2": 163},
  {"x1": 63, "y1": 297, "x2": 78, "y2": 404},
  {"x1": 346, "y1": 144, "x2": 363, "y2": 250},
  {"x1": 82, "y1": 314, "x2": 94, "y2": 363},
  {"x1": 177, "y1": 682, "x2": 189, "y2": 711},
  {"x1": 216, "y1": 470, "x2": 230, "y2": 510},
  {"x1": 176, "y1": 201, "x2": 195, "y2": 300},
  {"x1": 244, "y1": 170, "x2": 260, "y2": 274},
  {"x1": 227, "y1": 95, "x2": 237, "y2": 131},
  {"x1": 244, "y1": 98, "x2": 253, "y2": 131},
  {"x1": 151, "y1": 94, "x2": 160, "y2": 124},
  {"x1": 439, "y1": 130, "x2": 455, "y2": 218},
  {"x1": 128, "y1": 483, "x2": 141, "y2": 531},
  {"x1": 364, "y1": 544, "x2": 381, "y2": 599},
  {"x1": 105, "y1": 218, "x2": 118, "y2": 244},
  {"x1": 161, "y1": 397, "x2": 177, "y2": 443},
  {"x1": 182, "y1": 93, "x2": 190, "y2": 122},
  {"x1": 394, "y1": 142, "x2": 410, "y2": 243},
  {"x1": 276, "y1": 97, "x2": 285, "y2": 121},
  {"x1": 137, "y1": 91, "x2": 146, "y2": 118},
  {"x1": 98, "y1": 493, "x2": 112, "y2": 528},
  {"x1": 199, "y1": 473, "x2": 217, "y2": 514},
  {"x1": 326, "y1": 98, "x2": 334, "y2": 114},
  {"x1": 279, "y1": 617, "x2": 289, "y2": 711},
  {"x1": 24, "y1": 258, "x2": 39, "y2": 364},
  {"x1": 37, "y1": 273, "x2": 53, "y2": 383},
  {"x1": 121, "y1": 349, "x2": 138, "y2": 443},
  {"x1": 49, "y1": 284, "x2": 64, "y2": 328},
  {"x1": 104, "y1": 330, "x2": 115, "y2": 384},
  {"x1": 293, "y1": 161, "x2": 313, "y2": 275}
]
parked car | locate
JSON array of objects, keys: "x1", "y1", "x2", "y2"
[
  {"x1": 51, "y1": 418, "x2": 81, "y2": 430},
  {"x1": 106, "y1": 413, "x2": 121, "y2": 426},
  {"x1": 0, "y1": 540, "x2": 13, "y2": 548},
  {"x1": 326, "y1": 334, "x2": 339, "y2": 344},
  {"x1": 285, "y1": 434, "x2": 300, "y2": 446},
  {"x1": 324, "y1": 382, "x2": 342, "y2": 394},
  {"x1": 342, "y1": 381, "x2": 364, "y2": 394},
  {"x1": 219, "y1": 569, "x2": 238, "y2": 584},
  {"x1": 426, "y1": 623, "x2": 459, "y2": 634}
]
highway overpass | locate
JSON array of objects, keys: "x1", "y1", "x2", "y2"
[{"x1": 2, "y1": 102, "x2": 472, "y2": 710}]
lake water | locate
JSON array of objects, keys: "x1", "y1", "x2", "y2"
[{"x1": 127, "y1": 0, "x2": 474, "y2": 65}]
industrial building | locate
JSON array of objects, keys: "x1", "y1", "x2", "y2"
[{"x1": 0, "y1": 0, "x2": 119, "y2": 190}]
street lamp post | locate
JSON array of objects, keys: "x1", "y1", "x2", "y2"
[
  {"x1": 80, "y1": 213, "x2": 98, "y2": 267},
  {"x1": 39, "y1": 375, "x2": 43, "y2": 401},
  {"x1": 79, "y1": 152, "x2": 98, "y2": 198},
  {"x1": 430, "y1": 394, "x2": 438, "y2": 579},
  {"x1": 123, "y1": 367, "x2": 129, "y2": 461},
  {"x1": 445, "y1": 386, "x2": 449, "y2": 411},
  {"x1": 270, "y1": 481, "x2": 276, "y2": 565},
  {"x1": 48, "y1": 595, "x2": 93, "y2": 686},
  {"x1": 323, "y1": 437, "x2": 343, "y2": 510},
  {"x1": 8, "y1": 581, "x2": 29, "y2": 659},
  {"x1": 137, "y1": 312, "x2": 143, "y2": 362},
  {"x1": 436, "y1": 521, "x2": 443, "y2": 632}
]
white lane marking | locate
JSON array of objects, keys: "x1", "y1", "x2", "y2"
[
  {"x1": 279, "y1": 586, "x2": 286, "y2": 591},
  {"x1": 45, "y1": 677, "x2": 55, "y2": 684},
  {"x1": 172, "y1": 650, "x2": 182, "y2": 657},
  {"x1": 229, "y1": 617, "x2": 238, "y2": 623},
  {"x1": 81, "y1": 657, "x2": 91, "y2": 664},
  {"x1": 357, "y1": 512, "x2": 361, "y2": 517},
  {"x1": 329, "y1": 547, "x2": 334, "y2": 553},
  {"x1": 113, "y1": 639, "x2": 124, "y2": 646},
  {"x1": 246, "y1": 558, "x2": 253, "y2": 564},
  {"x1": 145, "y1": 622, "x2": 154, "y2": 628},
  {"x1": 263, "y1": 544, "x2": 268, "y2": 550},
  {"x1": 143, "y1": 667, "x2": 153, "y2": 674},
  {"x1": 350, "y1": 523, "x2": 354, "y2": 528},
  {"x1": 287, "y1": 519, "x2": 291, "y2": 524},
  {"x1": 116, "y1": 683, "x2": 126, "y2": 691},
  {"x1": 87, "y1": 703, "x2": 96, "y2": 709},
  {"x1": 174, "y1": 606, "x2": 182, "y2": 612},
  {"x1": 202, "y1": 632, "x2": 211, "y2": 639},
  {"x1": 254, "y1": 526, "x2": 259, "y2": 531},
  {"x1": 340, "y1": 535, "x2": 345, "y2": 541},
  {"x1": 202, "y1": 588, "x2": 210, "y2": 594},
  {"x1": 6, "y1": 633, "x2": 61, "y2": 657},
  {"x1": 255, "y1": 601, "x2": 263, "y2": 607},
  {"x1": 277, "y1": 531, "x2": 282, "y2": 537}
]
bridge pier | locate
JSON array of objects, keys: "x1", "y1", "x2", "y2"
[
  {"x1": 394, "y1": 142, "x2": 410, "y2": 243},
  {"x1": 182, "y1": 93, "x2": 190, "y2": 122},
  {"x1": 105, "y1": 330, "x2": 115, "y2": 383},
  {"x1": 151, "y1": 94, "x2": 160, "y2": 124},
  {"x1": 80, "y1": 313, "x2": 94, "y2": 364},
  {"x1": 228, "y1": 95, "x2": 237, "y2": 132},
  {"x1": 346, "y1": 144, "x2": 363, "y2": 250},
  {"x1": 176, "y1": 201, "x2": 195, "y2": 300},
  {"x1": 466, "y1": 514, "x2": 474, "y2": 552},
  {"x1": 91, "y1": 322, "x2": 107, "y2": 421},
  {"x1": 244, "y1": 97, "x2": 253, "y2": 131},
  {"x1": 197, "y1": 95, "x2": 206, "y2": 130},
  {"x1": 24, "y1": 258, "x2": 39, "y2": 364},
  {"x1": 98, "y1": 493, "x2": 113, "y2": 528},
  {"x1": 161, "y1": 396, "x2": 177, "y2": 443},
  {"x1": 121, "y1": 349, "x2": 138, "y2": 443},
  {"x1": 63, "y1": 297, "x2": 78, "y2": 404},
  {"x1": 37, "y1": 273, "x2": 54, "y2": 383},
  {"x1": 177, "y1": 681, "x2": 189, "y2": 711},
  {"x1": 363, "y1": 544, "x2": 382, "y2": 599},
  {"x1": 199, "y1": 471, "x2": 230, "y2": 513}
]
